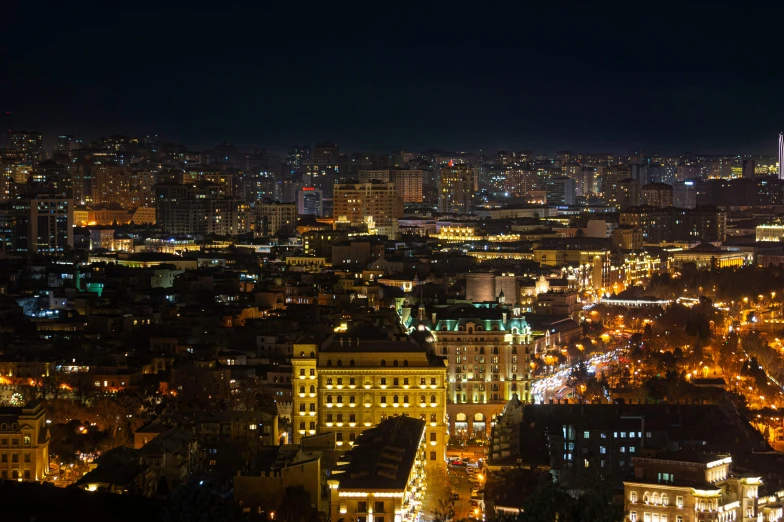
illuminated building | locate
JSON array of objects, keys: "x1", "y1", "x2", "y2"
[
  {"x1": 545, "y1": 177, "x2": 575, "y2": 205},
  {"x1": 390, "y1": 169, "x2": 423, "y2": 203},
  {"x1": 620, "y1": 206, "x2": 726, "y2": 244},
  {"x1": 640, "y1": 183, "x2": 673, "y2": 208},
  {"x1": 291, "y1": 330, "x2": 448, "y2": 461},
  {"x1": 756, "y1": 223, "x2": 784, "y2": 242},
  {"x1": 154, "y1": 182, "x2": 223, "y2": 234},
  {"x1": 501, "y1": 168, "x2": 541, "y2": 198},
  {"x1": 333, "y1": 181, "x2": 402, "y2": 238},
  {"x1": 286, "y1": 145, "x2": 310, "y2": 171},
  {"x1": 779, "y1": 132, "x2": 783, "y2": 180},
  {"x1": 254, "y1": 202, "x2": 297, "y2": 237},
  {"x1": 298, "y1": 187, "x2": 324, "y2": 216},
  {"x1": 671, "y1": 244, "x2": 752, "y2": 270},
  {"x1": 533, "y1": 247, "x2": 611, "y2": 292},
  {"x1": 600, "y1": 166, "x2": 631, "y2": 207},
  {"x1": 618, "y1": 178, "x2": 641, "y2": 210},
  {"x1": 7, "y1": 131, "x2": 44, "y2": 165},
  {"x1": 432, "y1": 224, "x2": 483, "y2": 242},
  {"x1": 412, "y1": 304, "x2": 533, "y2": 437},
  {"x1": 12, "y1": 194, "x2": 73, "y2": 254},
  {"x1": 438, "y1": 164, "x2": 477, "y2": 214},
  {"x1": 572, "y1": 166, "x2": 597, "y2": 196},
  {"x1": 624, "y1": 454, "x2": 762, "y2": 522},
  {"x1": 0, "y1": 400, "x2": 50, "y2": 481},
  {"x1": 614, "y1": 251, "x2": 662, "y2": 286},
  {"x1": 357, "y1": 169, "x2": 390, "y2": 183},
  {"x1": 328, "y1": 416, "x2": 428, "y2": 522},
  {"x1": 612, "y1": 226, "x2": 643, "y2": 251}
]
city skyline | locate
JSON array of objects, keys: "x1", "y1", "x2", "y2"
[{"x1": 3, "y1": 4, "x2": 784, "y2": 155}]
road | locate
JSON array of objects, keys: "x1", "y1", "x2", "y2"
[
  {"x1": 447, "y1": 465, "x2": 483, "y2": 521},
  {"x1": 532, "y1": 350, "x2": 621, "y2": 403}
]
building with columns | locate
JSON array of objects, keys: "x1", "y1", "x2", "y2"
[
  {"x1": 291, "y1": 327, "x2": 448, "y2": 462},
  {"x1": 624, "y1": 452, "x2": 765, "y2": 522},
  {"x1": 402, "y1": 303, "x2": 534, "y2": 440}
]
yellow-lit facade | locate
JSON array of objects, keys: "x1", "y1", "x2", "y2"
[
  {"x1": 0, "y1": 401, "x2": 49, "y2": 482},
  {"x1": 429, "y1": 313, "x2": 534, "y2": 438},
  {"x1": 291, "y1": 336, "x2": 448, "y2": 462}
]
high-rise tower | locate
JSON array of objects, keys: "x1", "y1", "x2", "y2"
[{"x1": 779, "y1": 132, "x2": 783, "y2": 179}]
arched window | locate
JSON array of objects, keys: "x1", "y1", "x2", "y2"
[
  {"x1": 381, "y1": 395, "x2": 386, "y2": 403},
  {"x1": 652, "y1": 493, "x2": 660, "y2": 505},
  {"x1": 326, "y1": 395, "x2": 333, "y2": 403},
  {"x1": 442, "y1": 348, "x2": 448, "y2": 354},
  {"x1": 662, "y1": 494, "x2": 668, "y2": 506},
  {"x1": 299, "y1": 385, "x2": 305, "y2": 394},
  {"x1": 643, "y1": 492, "x2": 649, "y2": 504},
  {"x1": 403, "y1": 360, "x2": 408, "y2": 367},
  {"x1": 512, "y1": 383, "x2": 517, "y2": 391},
  {"x1": 300, "y1": 351, "x2": 305, "y2": 357},
  {"x1": 512, "y1": 327, "x2": 518, "y2": 334},
  {"x1": 493, "y1": 347, "x2": 499, "y2": 354},
  {"x1": 420, "y1": 395, "x2": 426, "y2": 403},
  {"x1": 393, "y1": 360, "x2": 399, "y2": 367},
  {"x1": 349, "y1": 395, "x2": 355, "y2": 403},
  {"x1": 630, "y1": 491, "x2": 637, "y2": 503},
  {"x1": 326, "y1": 359, "x2": 332, "y2": 367},
  {"x1": 309, "y1": 351, "x2": 315, "y2": 358},
  {"x1": 381, "y1": 359, "x2": 386, "y2": 367},
  {"x1": 337, "y1": 395, "x2": 343, "y2": 403},
  {"x1": 430, "y1": 413, "x2": 437, "y2": 422},
  {"x1": 441, "y1": 326, "x2": 447, "y2": 331},
  {"x1": 492, "y1": 326, "x2": 498, "y2": 330},
  {"x1": 309, "y1": 385, "x2": 315, "y2": 393},
  {"x1": 350, "y1": 359, "x2": 355, "y2": 367},
  {"x1": 430, "y1": 394, "x2": 436, "y2": 403},
  {"x1": 512, "y1": 374, "x2": 517, "y2": 381},
  {"x1": 479, "y1": 347, "x2": 485, "y2": 354},
  {"x1": 492, "y1": 384, "x2": 499, "y2": 391},
  {"x1": 337, "y1": 359, "x2": 342, "y2": 367},
  {"x1": 403, "y1": 395, "x2": 409, "y2": 403},
  {"x1": 393, "y1": 394, "x2": 399, "y2": 403},
  {"x1": 476, "y1": 326, "x2": 483, "y2": 331}
]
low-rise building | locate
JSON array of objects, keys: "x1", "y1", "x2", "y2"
[
  {"x1": 328, "y1": 416, "x2": 427, "y2": 522},
  {"x1": 624, "y1": 452, "x2": 762, "y2": 522}
]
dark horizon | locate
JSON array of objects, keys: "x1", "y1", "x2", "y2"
[{"x1": 3, "y1": 3, "x2": 784, "y2": 156}]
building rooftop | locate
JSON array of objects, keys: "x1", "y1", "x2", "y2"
[{"x1": 334, "y1": 416, "x2": 425, "y2": 491}]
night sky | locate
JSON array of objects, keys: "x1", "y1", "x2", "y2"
[{"x1": 3, "y1": 3, "x2": 784, "y2": 155}]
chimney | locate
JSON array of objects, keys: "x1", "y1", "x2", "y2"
[{"x1": 502, "y1": 312, "x2": 508, "y2": 324}]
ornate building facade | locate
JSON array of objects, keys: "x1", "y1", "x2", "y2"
[
  {"x1": 403, "y1": 303, "x2": 534, "y2": 439},
  {"x1": 291, "y1": 329, "x2": 448, "y2": 461}
]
